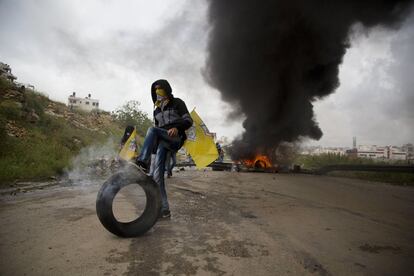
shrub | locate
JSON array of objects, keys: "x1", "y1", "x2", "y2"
[
  {"x1": 113, "y1": 100, "x2": 152, "y2": 136},
  {"x1": 24, "y1": 90, "x2": 49, "y2": 116},
  {"x1": 0, "y1": 100, "x2": 22, "y2": 120},
  {"x1": 0, "y1": 118, "x2": 7, "y2": 154},
  {"x1": 0, "y1": 77, "x2": 13, "y2": 91}
]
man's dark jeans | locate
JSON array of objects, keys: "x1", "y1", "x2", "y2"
[
  {"x1": 166, "y1": 151, "x2": 177, "y2": 176},
  {"x1": 136, "y1": 127, "x2": 181, "y2": 211}
]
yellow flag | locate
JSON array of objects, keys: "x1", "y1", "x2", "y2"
[
  {"x1": 119, "y1": 128, "x2": 138, "y2": 161},
  {"x1": 184, "y1": 110, "x2": 219, "y2": 168}
]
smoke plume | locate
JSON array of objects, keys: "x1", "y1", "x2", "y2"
[
  {"x1": 204, "y1": 0, "x2": 413, "y2": 160},
  {"x1": 65, "y1": 138, "x2": 118, "y2": 186}
]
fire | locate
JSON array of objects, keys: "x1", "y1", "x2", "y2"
[{"x1": 242, "y1": 154, "x2": 272, "y2": 169}]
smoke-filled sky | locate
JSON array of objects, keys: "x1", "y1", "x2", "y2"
[
  {"x1": 205, "y1": 0, "x2": 414, "y2": 159},
  {"x1": 0, "y1": 0, "x2": 413, "y2": 148}
]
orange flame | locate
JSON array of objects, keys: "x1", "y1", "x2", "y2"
[{"x1": 242, "y1": 154, "x2": 272, "y2": 168}]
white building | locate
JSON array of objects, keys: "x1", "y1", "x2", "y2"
[
  {"x1": 68, "y1": 92, "x2": 99, "y2": 112},
  {"x1": 402, "y1": 143, "x2": 414, "y2": 161},
  {"x1": 388, "y1": 146, "x2": 407, "y2": 161},
  {"x1": 301, "y1": 146, "x2": 347, "y2": 156},
  {"x1": 357, "y1": 145, "x2": 407, "y2": 161},
  {"x1": 357, "y1": 145, "x2": 386, "y2": 159}
]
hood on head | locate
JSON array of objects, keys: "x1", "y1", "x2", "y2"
[{"x1": 151, "y1": 79, "x2": 173, "y2": 104}]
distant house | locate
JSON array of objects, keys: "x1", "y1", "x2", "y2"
[{"x1": 68, "y1": 92, "x2": 99, "y2": 112}]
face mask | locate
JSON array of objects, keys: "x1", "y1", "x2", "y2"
[
  {"x1": 155, "y1": 88, "x2": 167, "y2": 97},
  {"x1": 157, "y1": 94, "x2": 167, "y2": 102},
  {"x1": 155, "y1": 94, "x2": 168, "y2": 108}
]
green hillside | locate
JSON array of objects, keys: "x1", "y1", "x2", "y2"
[{"x1": 0, "y1": 77, "x2": 128, "y2": 184}]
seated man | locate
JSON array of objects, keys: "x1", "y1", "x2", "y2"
[{"x1": 136, "y1": 79, "x2": 193, "y2": 218}]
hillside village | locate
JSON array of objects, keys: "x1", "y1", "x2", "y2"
[{"x1": 0, "y1": 62, "x2": 125, "y2": 183}]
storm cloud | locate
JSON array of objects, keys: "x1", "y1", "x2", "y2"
[{"x1": 204, "y1": 0, "x2": 414, "y2": 159}]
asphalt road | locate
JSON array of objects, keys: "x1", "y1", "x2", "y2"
[{"x1": 1, "y1": 170, "x2": 413, "y2": 275}]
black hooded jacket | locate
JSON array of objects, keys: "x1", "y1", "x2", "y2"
[{"x1": 151, "y1": 79, "x2": 193, "y2": 144}]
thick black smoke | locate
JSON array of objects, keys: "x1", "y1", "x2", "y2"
[{"x1": 204, "y1": 0, "x2": 413, "y2": 160}]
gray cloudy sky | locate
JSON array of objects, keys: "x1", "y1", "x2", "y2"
[{"x1": 0, "y1": 0, "x2": 413, "y2": 147}]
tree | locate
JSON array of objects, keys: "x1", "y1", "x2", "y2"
[{"x1": 113, "y1": 100, "x2": 152, "y2": 136}]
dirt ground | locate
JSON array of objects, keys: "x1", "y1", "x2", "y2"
[{"x1": 1, "y1": 170, "x2": 414, "y2": 276}]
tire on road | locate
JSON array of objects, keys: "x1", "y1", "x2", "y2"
[{"x1": 96, "y1": 164, "x2": 161, "y2": 237}]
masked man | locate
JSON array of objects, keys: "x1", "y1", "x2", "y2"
[{"x1": 136, "y1": 79, "x2": 193, "y2": 218}]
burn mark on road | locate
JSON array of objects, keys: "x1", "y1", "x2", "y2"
[
  {"x1": 295, "y1": 251, "x2": 331, "y2": 276},
  {"x1": 202, "y1": 256, "x2": 226, "y2": 276},
  {"x1": 170, "y1": 185, "x2": 206, "y2": 196},
  {"x1": 53, "y1": 207, "x2": 95, "y2": 222},
  {"x1": 105, "y1": 248, "x2": 131, "y2": 264},
  {"x1": 124, "y1": 223, "x2": 223, "y2": 275},
  {"x1": 212, "y1": 239, "x2": 269, "y2": 258},
  {"x1": 354, "y1": 262, "x2": 366, "y2": 268},
  {"x1": 240, "y1": 211, "x2": 257, "y2": 219},
  {"x1": 213, "y1": 240, "x2": 251, "y2": 258},
  {"x1": 359, "y1": 243, "x2": 401, "y2": 254}
]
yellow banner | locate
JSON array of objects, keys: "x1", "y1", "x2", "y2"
[
  {"x1": 183, "y1": 110, "x2": 218, "y2": 168},
  {"x1": 119, "y1": 128, "x2": 138, "y2": 161}
]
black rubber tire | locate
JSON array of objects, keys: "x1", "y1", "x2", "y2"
[{"x1": 96, "y1": 164, "x2": 161, "y2": 237}]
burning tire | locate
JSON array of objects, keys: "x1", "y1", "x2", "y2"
[{"x1": 96, "y1": 164, "x2": 161, "y2": 237}]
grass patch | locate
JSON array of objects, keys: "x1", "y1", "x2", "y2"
[
  {"x1": 294, "y1": 153, "x2": 400, "y2": 170},
  {"x1": 0, "y1": 117, "x2": 123, "y2": 184},
  {"x1": 295, "y1": 153, "x2": 413, "y2": 186},
  {"x1": 24, "y1": 90, "x2": 49, "y2": 116},
  {"x1": 0, "y1": 134, "x2": 72, "y2": 182},
  {"x1": 327, "y1": 171, "x2": 414, "y2": 186},
  {"x1": 0, "y1": 77, "x2": 13, "y2": 91},
  {"x1": 0, "y1": 100, "x2": 22, "y2": 120}
]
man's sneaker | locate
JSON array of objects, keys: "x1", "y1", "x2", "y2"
[
  {"x1": 159, "y1": 209, "x2": 171, "y2": 219},
  {"x1": 135, "y1": 160, "x2": 149, "y2": 174}
]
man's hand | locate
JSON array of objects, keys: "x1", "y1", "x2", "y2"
[{"x1": 167, "y1": 127, "x2": 179, "y2": 137}]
